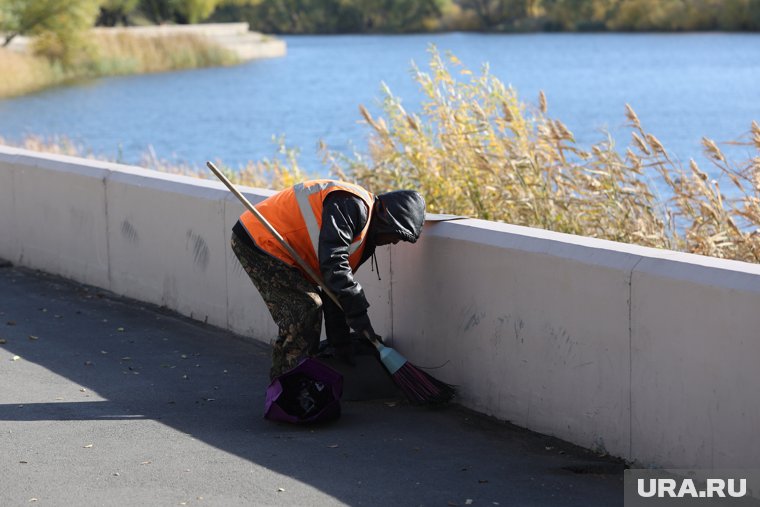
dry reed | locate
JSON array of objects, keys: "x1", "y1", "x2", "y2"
[
  {"x1": 86, "y1": 32, "x2": 238, "y2": 76},
  {"x1": 0, "y1": 48, "x2": 65, "y2": 97},
  {"x1": 326, "y1": 48, "x2": 760, "y2": 264},
  {"x1": 0, "y1": 31, "x2": 238, "y2": 99}
]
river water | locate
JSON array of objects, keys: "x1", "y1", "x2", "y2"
[{"x1": 0, "y1": 33, "x2": 758, "y2": 176}]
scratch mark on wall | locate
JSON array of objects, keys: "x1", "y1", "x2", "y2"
[
  {"x1": 121, "y1": 220, "x2": 139, "y2": 244},
  {"x1": 186, "y1": 230, "x2": 209, "y2": 271},
  {"x1": 464, "y1": 311, "x2": 485, "y2": 331}
]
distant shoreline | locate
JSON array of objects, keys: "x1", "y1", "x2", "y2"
[
  {"x1": 5, "y1": 23, "x2": 286, "y2": 61},
  {"x1": 0, "y1": 23, "x2": 285, "y2": 99}
]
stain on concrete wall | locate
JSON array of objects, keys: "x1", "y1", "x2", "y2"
[
  {"x1": 121, "y1": 220, "x2": 139, "y2": 244},
  {"x1": 186, "y1": 230, "x2": 209, "y2": 271}
]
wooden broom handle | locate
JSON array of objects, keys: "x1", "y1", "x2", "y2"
[{"x1": 206, "y1": 161, "x2": 343, "y2": 309}]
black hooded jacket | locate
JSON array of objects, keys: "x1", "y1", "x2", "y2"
[
  {"x1": 233, "y1": 186, "x2": 425, "y2": 337},
  {"x1": 318, "y1": 189, "x2": 426, "y2": 323}
]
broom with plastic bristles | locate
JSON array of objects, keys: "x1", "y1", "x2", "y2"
[{"x1": 207, "y1": 161, "x2": 455, "y2": 406}]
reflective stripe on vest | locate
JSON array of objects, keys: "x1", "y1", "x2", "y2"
[{"x1": 292, "y1": 180, "x2": 373, "y2": 259}]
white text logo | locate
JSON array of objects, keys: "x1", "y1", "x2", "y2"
[{"x1": 637, "y1": 478, "x2": 747, "y2": 498}]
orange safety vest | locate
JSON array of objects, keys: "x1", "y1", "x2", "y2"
[{"x1": 239, "y1": 180, "x2": 375, "y2": 282}]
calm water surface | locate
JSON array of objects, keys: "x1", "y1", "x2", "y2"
[{"x1": 0, "y1": 33, "x2": 758, "y2": 175}]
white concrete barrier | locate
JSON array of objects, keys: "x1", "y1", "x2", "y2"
[
  {"x1": 2, "y1": 145, "x2": 759, "y2": 469},
  {"x1": 0, "y1": 149, "x2": 110, "y2": 287},
  {"x1": 0, "y1": 148, "x2": 20, "y2": 262},
  {"x1": 631, "y1": 256, "x2": 760, "y2": 468},
  {"x1": 391, "y1": 220, "x2": 641, "y2": 458},
  {"x1": 105, "y1": 166, "x2": 230, "y2": 328}
]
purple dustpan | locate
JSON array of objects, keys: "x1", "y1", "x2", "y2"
[{"x1": 264, "y1": 358, "x2": 343, "y2": 424}]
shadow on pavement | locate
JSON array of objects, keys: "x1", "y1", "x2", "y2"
[{"x1": 0, "y1": 265, "x2": 624, "y2": 506}]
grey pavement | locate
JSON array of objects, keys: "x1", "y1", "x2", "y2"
[{"x1": 0, "y1": 264, "x2": 624, "y2": 506}]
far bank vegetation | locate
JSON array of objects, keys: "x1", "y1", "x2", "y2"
[
  {"x1": 215, "y1": 0, "x2": 760, "y2": 33},
  {"x1": 0, "y1": 0, "x2": 237, "y2": 98}
]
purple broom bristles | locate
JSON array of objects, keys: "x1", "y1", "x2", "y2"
[{"x1": 391, "y1": 361, "x2": 456, "y2": 405}]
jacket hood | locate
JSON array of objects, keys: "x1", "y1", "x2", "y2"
[{"x1": 372, "y1": 190, "x2": 426, "y2": 243}]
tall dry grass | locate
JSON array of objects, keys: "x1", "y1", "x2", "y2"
[
  {"x1": 0, "y1": 48, "x2": 66, "y2": 97},
  {"x1": 0, "y1": 134, "x2": 310, "y2": 192},
  {"x1": 85, "y1": 31, "x2": 238, "y2": 76},
  {"x1": 139, "y1": 140, "x2": 311, "y2": 190},
  {"x1": 325, "y1": 49, "x2": 760, "y2": 263},
  {"x1": 0, "y1": 31, "x2": 238, "y2": 98}
]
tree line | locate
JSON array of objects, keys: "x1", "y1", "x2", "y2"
[
  {"x1": 2, "y1": 0, "x2": 759, "y2": 52},
  {"x1": 213, "y1": 0, "x2": 760, "y2": 33}
]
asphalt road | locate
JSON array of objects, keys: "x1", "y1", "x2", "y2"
[{"x1": 0, "y1": 264, "x2": 624, "y2": 506}]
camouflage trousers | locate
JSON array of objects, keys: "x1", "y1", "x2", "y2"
[{"x1": 231, "y1": 233, "x2": 322, "y2": 380}]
